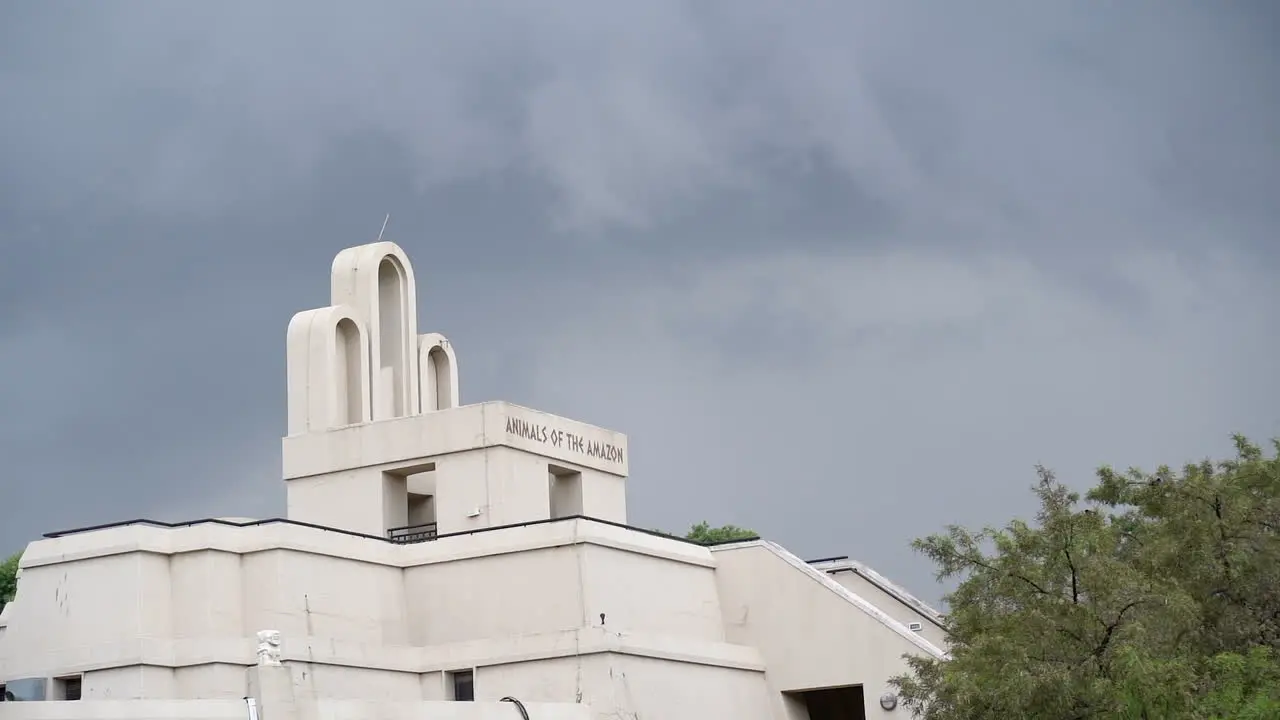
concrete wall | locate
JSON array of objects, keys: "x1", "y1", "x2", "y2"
[
  {"x1": 1, "y1": 517, "x2": 944, "y2": 718},
  {"x1": 0, "y1": 519, "x2": 749, "y2": 701},
  {"x1": 282, "y1": 402, "x2": 629, "y2": 539},
  {"x1": 308, "y1": 700, "x2": 588, "y2": 720},
  {"x1": 0, "y1": 698, "x2": 586, "y2": 720},
  {"x1": 254, "y1": 662, "x2": 589, "y2": 719},
  {"x1": 0, "y1": 672, "x2": 589, "y2": 720},
  {"x1": 579, "y1": 544, "x2": 725, "y2": 642},
  {"x1": 477, "y1": 654, "x2": 773, "y2": 720},
  {"x1": 713, "y1": 541, "x2": 947, "y2": 720},
  {"x1": 0, "y1": 700, "x2": 245, "y2": 720},
  {"x1": 403, "y1": 545, "x2": 582, "y2": 646},
  {"x1": 820, "y1": 567, "x2": 948, "y2": 649}
]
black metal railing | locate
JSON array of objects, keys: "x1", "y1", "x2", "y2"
[
  {"x1": 43, "y1": 514, "x2": 750, "y2": 548},
  {"x1": 42, "y1": 516, "x2": 390, "y2": 542},
  {"x1": 387, "y1": 522, "x2": 439, "y2": 544}
]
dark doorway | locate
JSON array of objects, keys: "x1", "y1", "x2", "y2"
[
  {"x1": 448, "y1": 670, "x2": 474, "y2": 701},
  {"x1": 794, "y1": 685, "x2": 865, "y2": 720}
]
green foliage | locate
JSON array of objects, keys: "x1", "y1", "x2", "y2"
[
  {"x1": 0, "y1": 551, "x2": 19, "y2": 609},
  {"x1": 684, "y1": 521, "x2": 758, "y2": 544},
  {"x1": 1194, "y1": 647, "x2": 1280, "y2": 719},
  {"x1": 891, "y1": 435, "x2": 1280, "y2": 719},
  {"x1": 654, "y1": 522, "x2": 759, "y2": 545}
]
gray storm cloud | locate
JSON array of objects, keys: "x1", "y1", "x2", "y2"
[{"x1": 0, "y1": 1, "x2": 1276, "y2": 600}]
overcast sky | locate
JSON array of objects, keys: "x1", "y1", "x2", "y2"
[{"x1": 1, "y1": 2, "x2": 1277, "y2": 603}]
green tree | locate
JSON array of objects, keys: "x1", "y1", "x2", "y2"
[
  {"x1": 654, "y1": 522, "x2": 759, "y2": 544},
  {"x1": 890, "y1": 436, "x2": 1280, "y2": 719},
  {"x1": 0, "y1": 551, "x2": 19, "y2": 610},
  {"x1": 684, "y1": 521, "x2": 758, "y2": 544},
  {"x1": 1193, "y1": 647, "x2": 1280, "y2": 720}
]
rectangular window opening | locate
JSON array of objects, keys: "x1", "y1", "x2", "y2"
[
  {"x1": 448, "y1": 670, "x2": 474, "y2": 701},
  {"x1": 784, "y1": 685, "x2": 867, "y2": 720},
  {"x1": 548, "y1": 465, "x2": 583, "y2": 520},
  {"x1": 53, "y1": 676, "x2": 82, "y2": 701},
  {"x1": 388, "y1": 469, "x2": 439, "y2": 544}
]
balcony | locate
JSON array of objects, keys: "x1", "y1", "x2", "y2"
[{"x1": 387, "y1": 522, "x2": 438, "y2": 544}]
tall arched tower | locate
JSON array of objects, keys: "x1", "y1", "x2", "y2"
[{"x1": 283, "y1": 241, "x2": 628, "y2": 540}]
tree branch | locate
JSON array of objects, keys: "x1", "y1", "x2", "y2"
[
  {"x1": 1063, "y1": 524, "x2": 1080, "y2": 605},
  {"x1": 1092, "y1": 600, "x2": 1143, "y2": 660},
  {"x1": 934, "y1": 546, "x2": 1058, "y2": 598}
]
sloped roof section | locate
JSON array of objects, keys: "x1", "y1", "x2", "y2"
[
  {"x1": 713, "y1": 540, "x2": 948, "y2": 660},
  {"x1": 809, "y1": 555, "x2": 946, "y2": 627}
]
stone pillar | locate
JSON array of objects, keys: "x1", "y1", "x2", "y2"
[{"x1": 246, "y1": 630, "x2": 299, "y2": 720}]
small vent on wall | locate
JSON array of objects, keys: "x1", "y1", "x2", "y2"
[{"x1": 908, "y1": 622, "x2": 924, "y2": 632}]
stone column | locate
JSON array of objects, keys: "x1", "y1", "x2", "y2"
[{"x1": 245, "y1": 630, "x2": 300, "y2": 720}]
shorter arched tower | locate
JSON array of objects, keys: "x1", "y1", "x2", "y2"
[{"x1": 283, "y1": 241, "x2": 628, "y2": 540}]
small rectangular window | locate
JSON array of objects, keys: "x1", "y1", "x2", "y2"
[
  {"x1": 53, "y1": 676, "x2": 82, "y2": 701},
  {"x1": 548, "y1": 465, "x2": 583, "y2": 519},
  {"x1": 448, "y1": 670, "x2": 474, "y2": 701},
  {"x1": 908, "y1": 621, "x2": 924, "y2": 632}
]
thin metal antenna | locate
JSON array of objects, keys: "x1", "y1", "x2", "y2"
[{"x1": 376, "y1": 214, "x2": 390, "y2": 243}]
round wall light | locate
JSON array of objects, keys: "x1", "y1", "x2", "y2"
[{"x1": 879, "y1": 692, "x2": 899, "y2": 711}]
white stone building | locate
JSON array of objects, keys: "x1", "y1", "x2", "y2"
[{"x1": 0, "y1": 242, "x2": 947, "y2": 720}]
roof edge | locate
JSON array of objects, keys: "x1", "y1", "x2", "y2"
[
  {"x1": 711, "y1": 540, "x2": 949, "y2": 660},
  {"x1": 810, "y1": 557, "x2": 946, "y2": 625}
]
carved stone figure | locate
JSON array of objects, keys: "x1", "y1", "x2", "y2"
[{"x1": 255, "y1": 629, "x2": 282, "y2": 666}]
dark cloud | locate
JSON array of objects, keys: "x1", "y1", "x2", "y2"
[{"x1": 1, "y1": 1, "x2": 1277, "y2": 602}]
